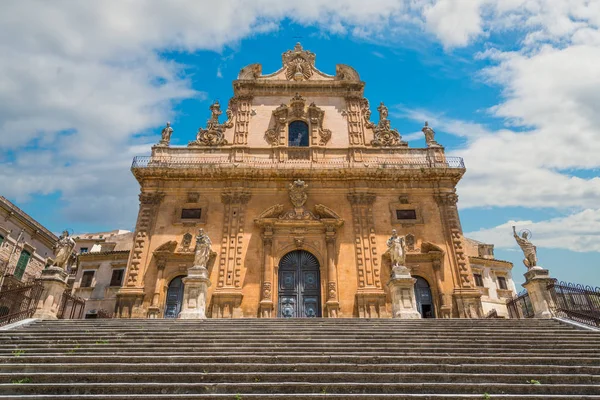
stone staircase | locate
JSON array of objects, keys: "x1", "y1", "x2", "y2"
[{"x1": 0, "y1": 318, "x2": 599, "y2": 399}]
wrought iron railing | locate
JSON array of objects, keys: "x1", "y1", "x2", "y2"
[
  {"x1": 547, "y1": 281, "x2": 600, "y2": 327},
  {"x1": 0, "y1": 280, "x2": 43, "y2": 327},
  {"x1": 507, "y1": 290, "x2": 534, "y2": 319},
  {"x1": 57, "y1": 291, "x2": 86, "y2": 320},
  {"x1": 131, "y1": 154, "x2": 465, "y2": 170}
]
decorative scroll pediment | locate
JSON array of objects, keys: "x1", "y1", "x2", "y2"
[
  {"x1": 282, "y1": 43, "x2": 316, "y2": 81},
  {"x1": 314, "y1": 204, "x2": 342, "y2": 220},
  {"x1": 264, "y1": 94, "x2": 331, "y2": 146},
  {"x1": 257, "y1": 204, "x2": 285, "y2": 219},
  {"x1": 238, "y1": 63, "x2": 262, "y2": 80},
  {"x1": 189, "y1": 101, "x2": 234, "y2": 147}
]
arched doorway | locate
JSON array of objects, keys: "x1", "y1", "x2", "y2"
[
  {"x1": 414, "y1": 276, "x2": 435, "y2": 318},
  {"x1": 278, "y1": 250, "x2": 321, "y2": 318},
  {"x1": 164, "y1": 275, "x2": 185, "y2": 319}
]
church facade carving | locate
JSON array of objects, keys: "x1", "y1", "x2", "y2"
[{"x1": 119, "y1": 44, "x2": 514, "y2": 319}]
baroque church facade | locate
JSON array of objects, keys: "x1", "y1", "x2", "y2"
[{"x1": 116, "y1": 44, "x2": 513, "y2": 319}]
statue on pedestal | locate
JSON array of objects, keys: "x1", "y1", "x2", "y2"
[
  {"x1": 512, "y1": 226, "x2": 538, "y2": 270},
  {"x1": 52, "y1": 230, "x2": 76, "y2": 270},
  {"x1": 422, "y1": 121, "x2": 440, "y2": 147},
  {"x1": 386, "y1": 229, "x2": 406, "y2": 267},
  {"x1": 193, "y1": 229, "x2": 212, "y2": 268},
  {"x1": 158, "y1": 122, "x2": 173, "y2": 146}
]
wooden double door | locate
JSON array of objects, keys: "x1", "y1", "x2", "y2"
[{"x1": 278, "y1": 250, "x2": 321, "y2": 318}]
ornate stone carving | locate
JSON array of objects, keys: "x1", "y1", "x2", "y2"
[
  {"x1": 238, "y1": 63, "x2": 262, "y2": 79},
  {"x1": 360, "y1": 98, "x2": 376, "y2": 130},
  {"x1": 422, "y1": 121, "x2": 441, "y2": 147},
  {"x1": 328, "y1": 282, "x2": 337, "y2": 299},
  {"x1": 189, "y1": 101, "x2": 233, "y2": 147},
  {"x1": 294, "y1": 237, "x2": 304, "y2": 248},
  {"x1": 52, "y1": 230, "x2": 76, "y2": 270},
  {"x1": 221, "y1": 190, "x2": 251, "y2": 205},
  {"x1": 181, "y1": 233, "x2": 193, "y2": 249},
  {"x1": 335, "y1": 64, "x2": 360, "y2": 81},
  {"x1": 228, "y1": 96, "x2": 253, "y2": 145},
  {"x1": 347, "y1": 192, "x2": 376, "y2": 205},
  {"x1": 262, "y1": 282, "x2": 272, "y2": 298},
  {"x1": 314, "y1": 204, "x2": 342, "y2": 220},
  {"x1": 282, "y1": 43, "x2": 315, "y2": 81},
  {"x1": 405, "y1": 233, "x2": 419, "y2": 252},
  {"x1": 264, "y1": 94, "x2": 330, "y2": 146},
  {"x1": 280, "y1": 208, "x2": 317, "y2": 221},
  {"x1": 371, "y1": 102, "x2": 405, "y2": 147},
  {"x1": 289, "y1": 179, "x2": 308, "y2": 208},
  {"x1": 257, "y1": 204, "x2": 285, "y2": 219},
  {"x1": 157, "y1": 122, "x2": 173, "y2": 147},
  {"x1": 513, "y1": 226, "x2": 539, "y2": 270}
]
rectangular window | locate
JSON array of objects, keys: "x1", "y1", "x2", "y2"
[
  {"x1": 81, "y1": 271, "x2": 95, "y2": 288},
  {"x1": 14, "y1": 250, "x2": 31, "y2": 280},
  {"x1": 181, "y1": 208, "x2": 202, "y2": 219},
  {"x1": 80, "y1": 247, "x2": 88, "y2": 254},
  {"x1": 0, "y1": 235, "x2": 4, "y2": 247},
  {"x1": 109, "y1": 269, "x2": 124, "y2": 287},
  {"x1": 497, "y1": 276, "x2": 508, "y2": 290},
  {"x1": 474, "y1": 273, "x2": 484, "y2": 287},
  {"x1": 396, "y1": 209, "x2": 417, "y2": 220}
]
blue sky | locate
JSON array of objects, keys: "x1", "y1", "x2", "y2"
[{"x1": 1, "y1": 1, "x2": 600, "y2": 288}]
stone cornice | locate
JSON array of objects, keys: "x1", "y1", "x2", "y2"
[
  {"x1": 233, "y1": 79, "x2": 365, "y2": 98},
  {"x1": 469, "y1": 256, "x2": 514, "y2": 269},
  {"x1": 0, "y1": 196, "x2": 58, "y2": 246}
]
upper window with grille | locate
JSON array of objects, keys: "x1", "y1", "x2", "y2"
[{"x1": 288, "y1": 121, "x2": 309, "y2": 147}]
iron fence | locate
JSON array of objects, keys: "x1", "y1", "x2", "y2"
[
  {"x1": 0, "y1": 280, "x2": 43, "y2": 327},
  {"x1": 547, "y1": 281, "x2": 600, "y2": 328},
  {"x1": 507, "y1": 290, "x2": 534, "y2": 319},
  {"x1": 57, "y1": 291, "x2": 86, "y2": 320}
]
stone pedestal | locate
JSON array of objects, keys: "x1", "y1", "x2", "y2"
[
  {"x1": 33, "y1": 267, "x2": 68, "y2": 320},
  {"x1": 522, "y1": 268, "x2": 554, "y2": 318},
  {"x1": 388, "y1": 265, "x2": 421, "y2": 319},
  {"x1": 178, "y1": 266, "x2": 211, "y2": 319}
]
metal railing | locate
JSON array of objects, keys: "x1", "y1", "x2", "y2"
[
  {"x1": 547, "y1": 281, "x2": 600, "y2": 328},
  {"x1": 507, "y1": 290, "x2": 534, "y2": 319},
  {"x1": 131, "y1": 154, "x2": 465, "y2": 170},
  {"x1": 57, "y1": 291, "x2": 86, "y2": 320},
  {"x1": 0, "y1": 280, "x2": 43, "y2": 327}
]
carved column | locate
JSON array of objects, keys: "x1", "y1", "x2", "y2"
[
  {"x1": 348, "y1": 192, "x2": 388, "y2": 318},
  {"x1": 343, "y1": 96, "x2": 367, "y2": 146},
  {"x1": 212, "y1": 189, "x2": 251, "y2": 318},
  {"x1": 117, "y1": 191, "x2": 164, "y2": 318},
  {"x1": 431, "y1": 257, "x2": 451, "y2": 318},
  {"x1": 259, "y1": 225, "x2": 274, "y2": 318},
  {"x1": 325, "y1": 225, "x2": 340, "y2": 318},
  {"x1": 147, "y1": 262, "x2": 166, "y2": 318},
  {"x1": 435, "y1": 191, "x2": 482, "y2": 318},
  {"x1": 230, "y1": 96, "x2": 252, "y2": 145}
]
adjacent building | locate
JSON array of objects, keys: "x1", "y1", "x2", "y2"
[
  {"x1": 0, "y1": 196, "x2": 57, "y2": 286},
  {"x1": 114, "y1": 43, "x2": 515, "y2": 319},
  {"x1": 71, "y1": 230, "x2": 133, "y2": 317}
]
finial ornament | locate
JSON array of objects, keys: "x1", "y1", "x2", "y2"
[
  {"x1": 371, "y1": 101, "x2": 405, "y2": 147},
  {"x1": 189, "y1": 101, "x2": 233, "y2": 146},
  {"x1": 512, "y1": 226, "x2": 540, "y2": 270},
  {"x1": 422, "y1": 121, "x2": 441, "y2": 147},
  {"x1": 282, "y1": 43, "x2": 315, "y2": 81},
  {"x1": 157, "y1": 122, "x2": 173, "y2": 146}
]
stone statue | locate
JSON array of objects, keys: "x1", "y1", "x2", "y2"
[
  {"x1": 422, "y1": 121, "x2": 439, "y2": 147},
  {"x1": 377, "y1": 102, "x2": 389, "y2": 121},
  {"x1": 158, "y1": 122, "x2": 173, "y2": 146},
  {"x1": 52, "y1": 230, "x2": 76, "y2": 270},
  {"x1": 512, "y1": 226, "x2": 538, "y2": 269},
  {"x1": 193, "y1": 229, "x2": 212, "y2": 268},
  {"x1": 386, "y1": 229, "x2": 406, "y2": 267}
]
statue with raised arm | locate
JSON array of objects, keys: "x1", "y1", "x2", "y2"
[
  {"x1": 52, "y1": 230, "x2": 76, "y2": 270},
  {"x1": 513, "y1": 226, "x2": 538, "y2": 270},
  {"x1": 422, "y1": 121, "x2": 440, "y2": 147},
  {"x1": 386, "y1": 229, "x2": 406, "y2": 267},
  {"x1": 193, "y1": 228, "x2": 212, "y2": 268},
  {"x1": 158, "y1": 122, "x2": 173, "y2": 146}
]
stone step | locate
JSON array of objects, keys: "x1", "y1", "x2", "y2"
[
  {"x1": 2, "y1": 354, "x2": 600, "y2": 365},
  {"x1": 1, "y1": 371, "x2": 598, "y2": 385},
  {"x1": 0, "y1": 395, "x2": 599, "y2": 400},
  {"x1": 3, "y1": 362, "x2": 598, "y2": 375},
  {"x1": 2, "y1": 382, "x2": 600, "y2": 396}
]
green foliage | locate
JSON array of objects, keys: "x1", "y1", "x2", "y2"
[
  {"x1": 11, "y1": 378, "x2": 32, "y2": 384},
  {"x1": 12, "y1": 349, "x2": 25, "y2": 357},
  {"x1": 95, "y1": 339, "x2": 109, "y2": 345},
  {"x1": 482, "y1": 393, "x2": 491, "y2": 399},
  {"x1": 321, "y1": 387, "x2": 328, "y2": 395},
  {"x1": 234, "y1": 394, "x2": 243, "y2": 400},
  {"x1": 527, "y1": 379, "x2": 541, "y2": 385}
]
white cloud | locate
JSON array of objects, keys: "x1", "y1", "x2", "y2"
[
  {"x1": 423, "y1": 0, "x2": 486, "y2": 49},
  {"x1": 465, "y1": 209, "x2": 600, "y2": 253}
]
